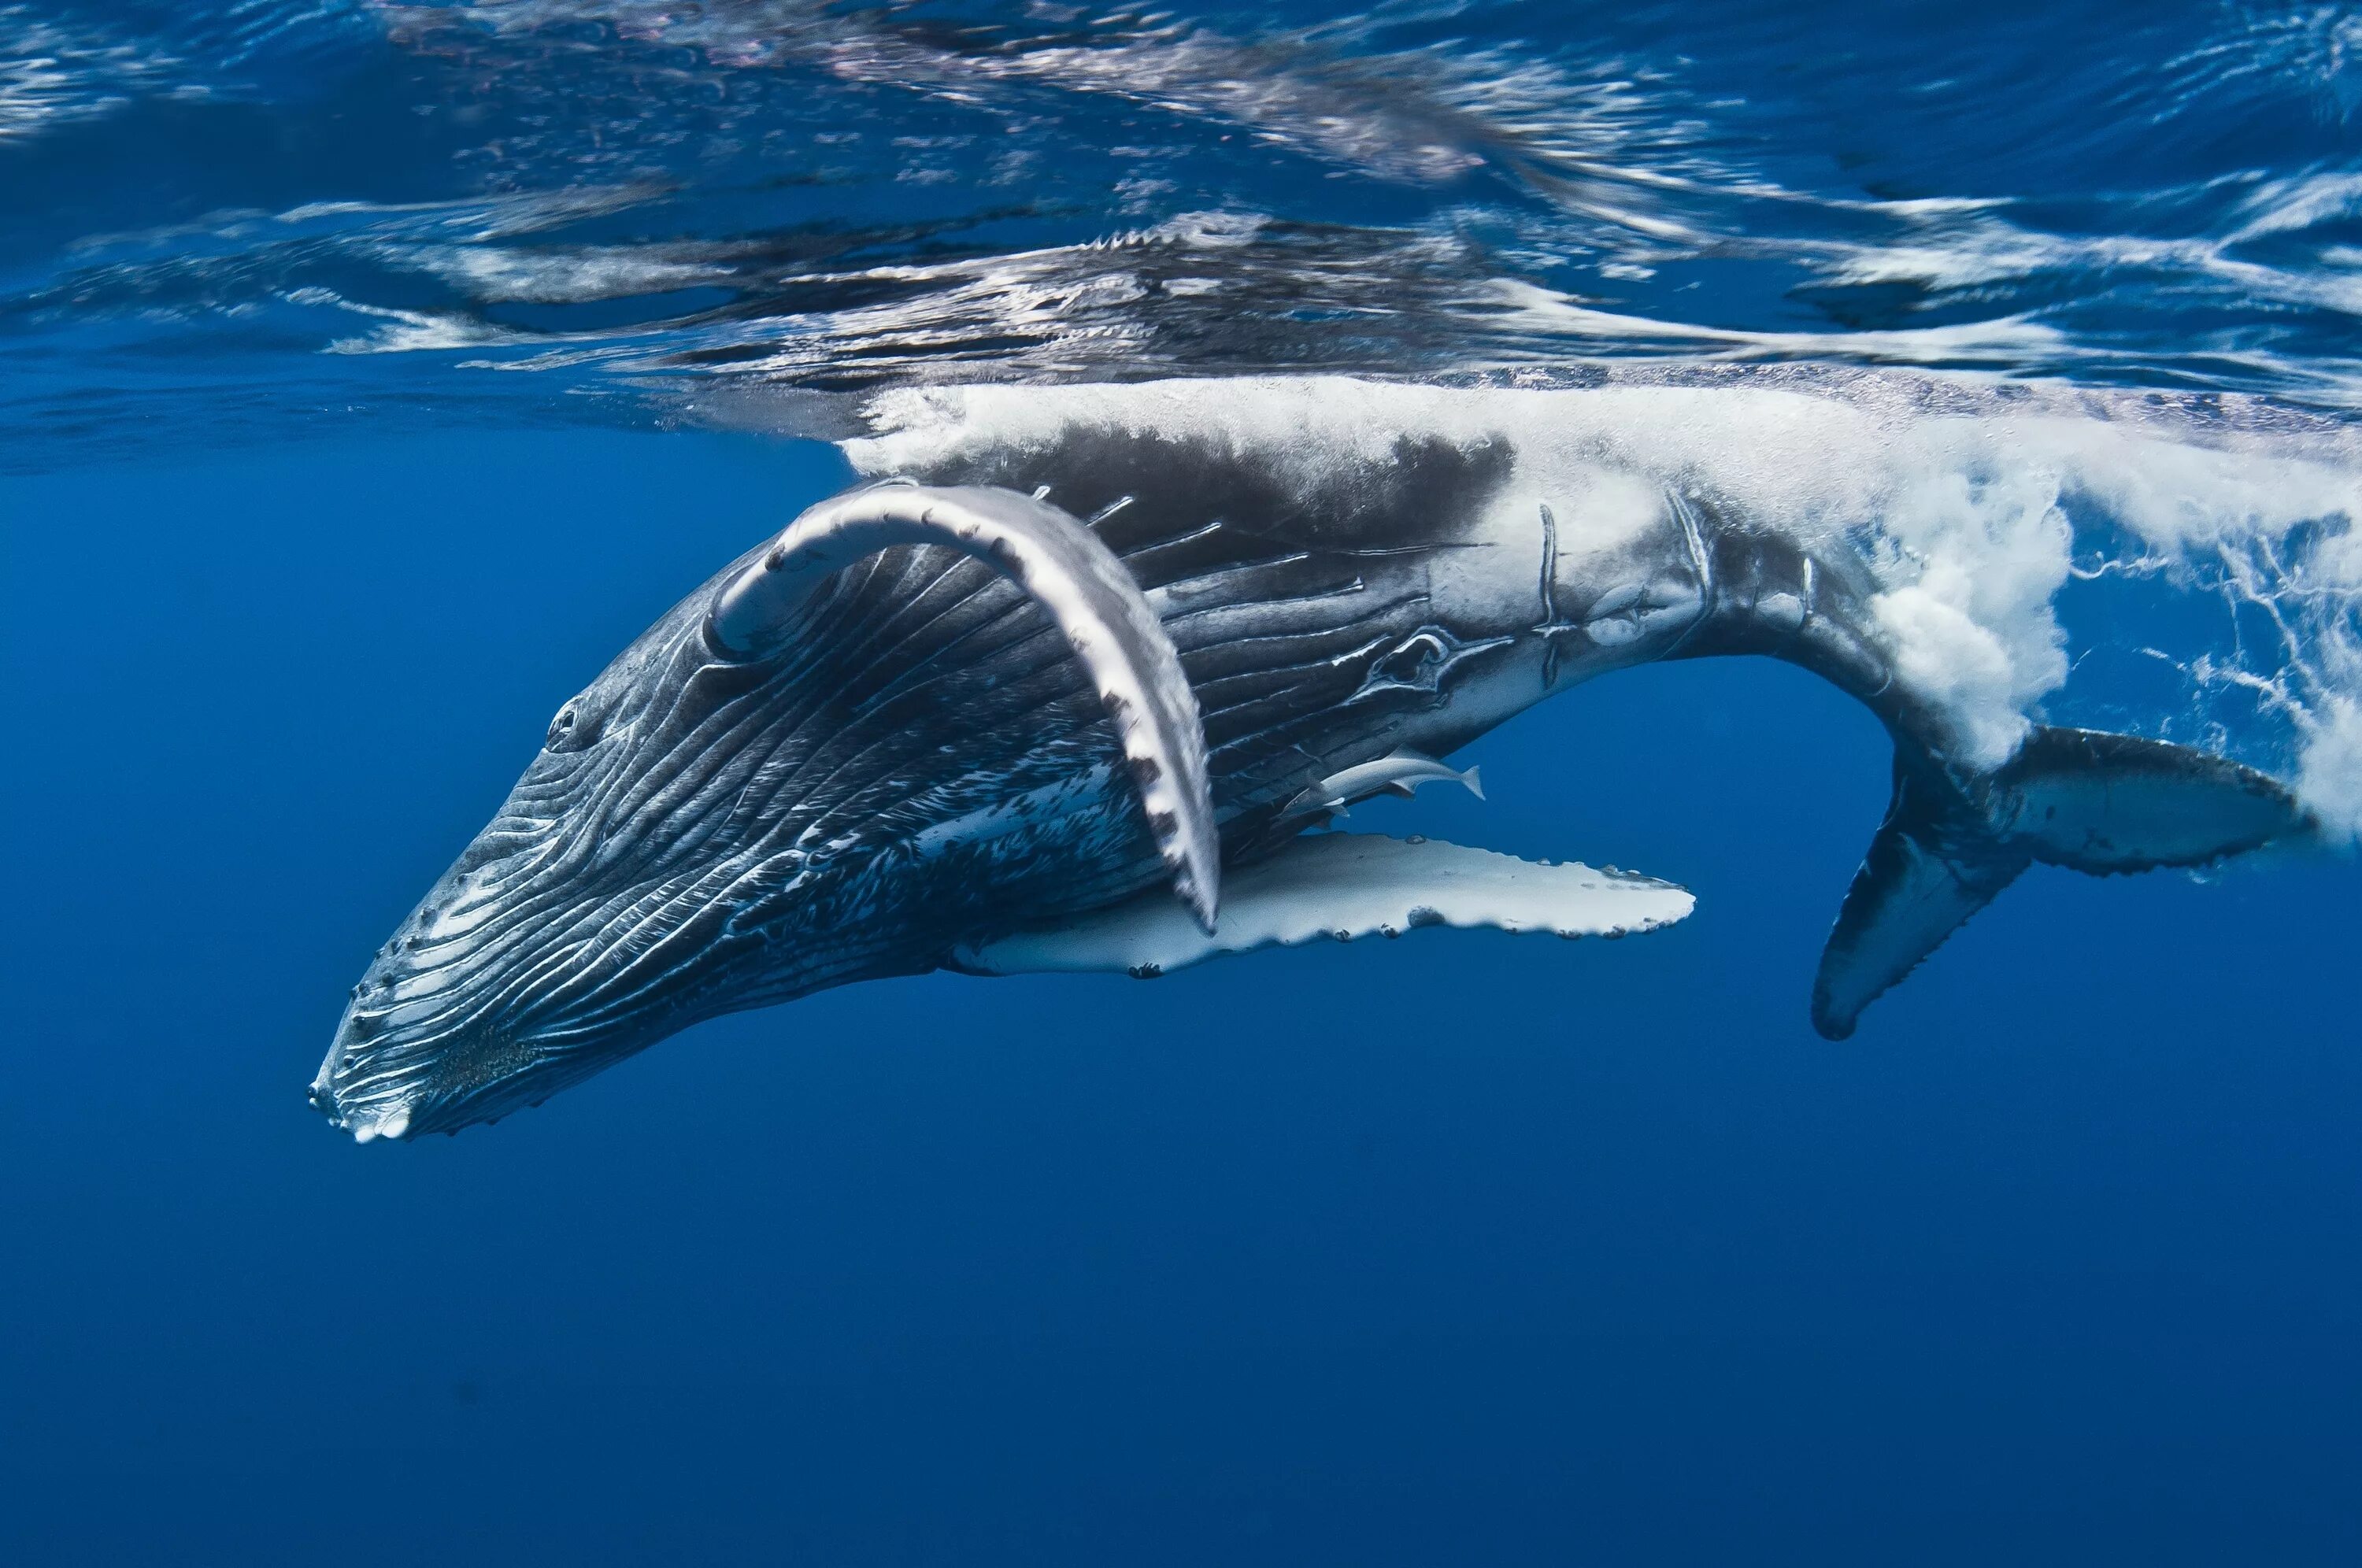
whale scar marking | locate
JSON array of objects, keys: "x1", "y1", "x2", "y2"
[{"x1": 1531, "y1": 502, "x2": 1584, "y2": 688}]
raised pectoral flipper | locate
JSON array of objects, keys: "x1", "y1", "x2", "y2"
[
  {"x1": 953, "y1": 832, "x2": 1694, "y2": 978},
  {"x1": 708, "y1": 483, "x2": 1220, "y2": 930}
]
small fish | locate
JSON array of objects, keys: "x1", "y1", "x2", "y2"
[{"x1": 1282, "y1": 750, "x2": 1485, "y2": 820}]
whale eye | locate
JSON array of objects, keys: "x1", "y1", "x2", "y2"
[{"x1": 544, "y1": 704, "x2": 583, "y2": 753}]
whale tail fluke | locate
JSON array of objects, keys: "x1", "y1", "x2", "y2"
[
  {"x1": 1809, "y1": 761, "x2": 2021, "y2": 1042},
  {"x1": 1811, "y1": 727, "x2": 2312, "y2": 1040}
]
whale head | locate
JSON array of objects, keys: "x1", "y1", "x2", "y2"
[
  {"x1": 310, "y1": 485, "x2": 1219, "y2": 1141},
  {"x1": 308, "y1": 564, "x2": 849, "y2": 1140}
]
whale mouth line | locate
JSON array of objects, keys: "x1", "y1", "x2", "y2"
[{"x1": 315, "y1": 1010, "x2": 565, "y2": 1142}]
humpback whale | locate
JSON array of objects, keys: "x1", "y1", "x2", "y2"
[{"x1": 313, "y1": 382, "x2": 2317, "y2": 1141}]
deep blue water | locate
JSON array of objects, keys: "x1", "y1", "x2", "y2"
[{"x1": 6, "y1": 3, "x2": 2362, "y2": 1563}]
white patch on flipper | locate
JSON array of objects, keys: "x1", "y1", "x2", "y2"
[
  {"x1": 954, "y1": 833, "x2": 1693, "y2": 977},
  {"x1": 2298, "y1": 694, "x2": 2362, "y2": 849}
]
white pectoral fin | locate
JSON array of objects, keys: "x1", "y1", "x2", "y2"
[{"x1": 953, "y1": 833, "x2": 1695, "y2": 978}]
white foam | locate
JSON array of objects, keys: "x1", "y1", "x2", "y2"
[{"x1": 847, "y1": 375, "x2": 2362, "y2": 829}]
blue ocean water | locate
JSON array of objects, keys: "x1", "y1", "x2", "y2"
[{"x1": 3, "y1": 3, "x2": 2360, "y2": 1563}]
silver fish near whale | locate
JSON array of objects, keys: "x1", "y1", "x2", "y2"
[
  {"x1": 313, "y1": 379, "x2": 2320, "y2": 1141},
  {"x1": 1281, "y1": 751, "x2": 1485, "y2": 821}
]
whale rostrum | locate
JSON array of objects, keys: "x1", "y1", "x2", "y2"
[{"x1": 313, "y1": 418, "x2": 2316, "y2": 1141}]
